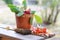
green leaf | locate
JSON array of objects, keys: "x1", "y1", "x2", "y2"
[
  {"x1": 17, "y1": 12, "x2": 23, "y2": 16},
  {"x1": 30, "y1": 17, "x2": 33, "y2": 25},
  {"x1": 30, "y1": 11, "x2": 36, "y2": 24},
  {"x1": 8, "y1": 4, "x2": 20, "y2": 13},
  {"x1": 31, "y1": 11, "x2": 36, "y2": 14},
  {"x1": 4, "y1": 0, "x2": 20, "y2": 13},
  {"x1": 34, "y1": 15, "x2": 43, "y2": 24},
  {"x1": 22, "y1": 0, "x2": 27, "y2": 9},
  {"x1": 4, "y1": 0, "x2": 13, "y2": 4}
]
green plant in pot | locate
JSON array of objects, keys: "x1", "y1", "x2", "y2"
[
  {"x1": 4, "y1": 0, "x2": 43, "y2": 30},
  {"x1": 41, "y1": 0, "x2": 60, "y2": 25}
]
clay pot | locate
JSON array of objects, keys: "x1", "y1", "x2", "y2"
[{"x1": 16, "y1": 14, "x2": 31, "y2": 29}]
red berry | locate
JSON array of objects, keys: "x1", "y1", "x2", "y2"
[{"x1": 42, "y1": 27, "x2": 47, "y2": 33}]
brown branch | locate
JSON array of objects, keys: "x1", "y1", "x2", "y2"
[
  {"x1": 47, "y1": 8, "x2": 54, "y2": 22},
  {"x1": 54, "y1": 5, "x2": 59, "y2": 23}
]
